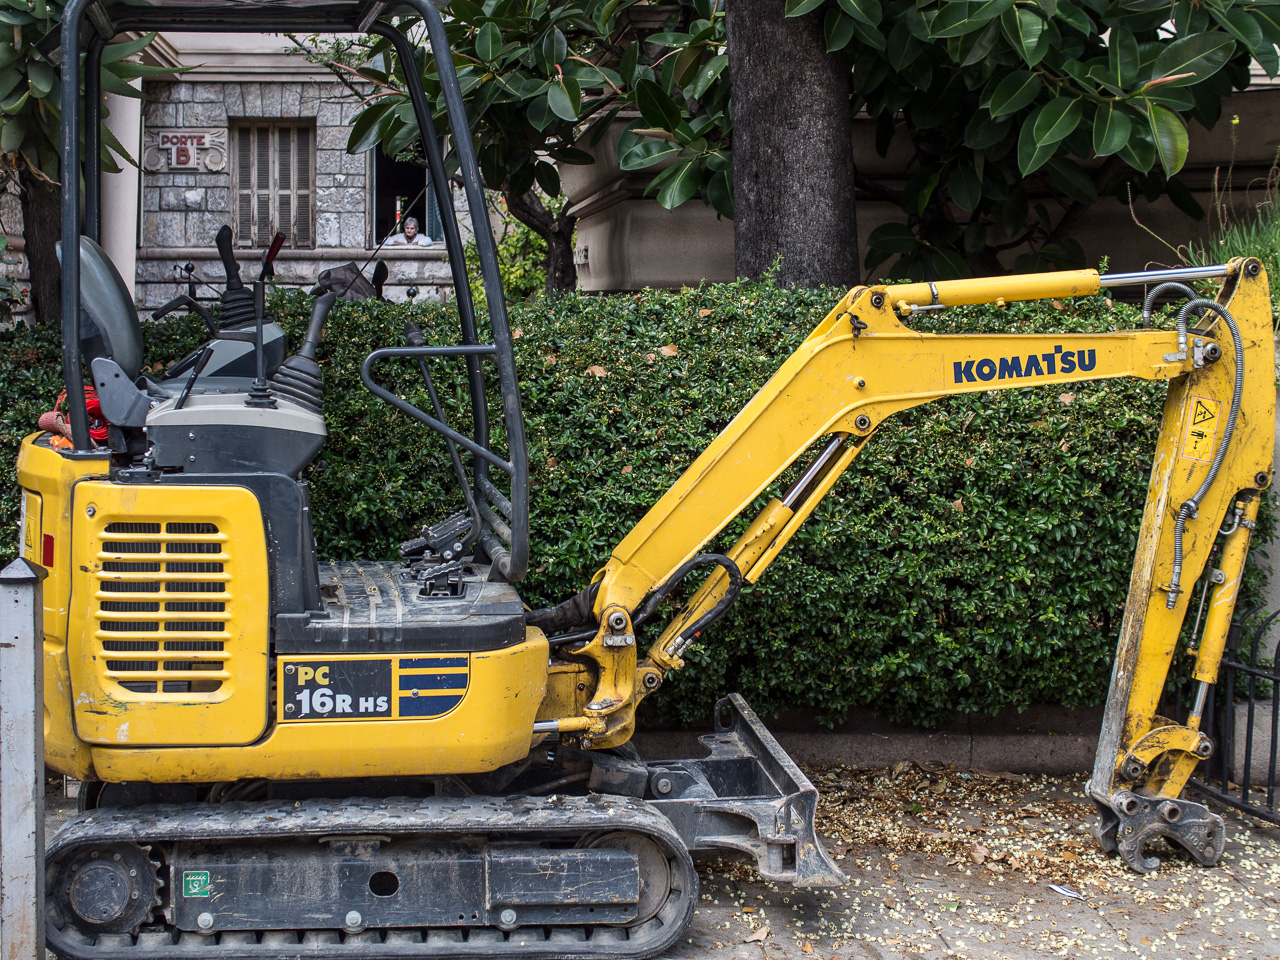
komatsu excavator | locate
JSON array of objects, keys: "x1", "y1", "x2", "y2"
[{"x1": 15, "y1": 0, "x2": 1276, "y2": 957}]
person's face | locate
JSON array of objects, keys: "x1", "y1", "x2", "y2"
[{"x1": 403, "y1": 220, "x2": 418, "y2": 240}]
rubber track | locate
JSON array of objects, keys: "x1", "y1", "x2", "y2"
[{"x1": 46, "y1": 795, "x2": 698, "y2": 960}]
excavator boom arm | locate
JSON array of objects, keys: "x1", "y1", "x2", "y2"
[{"x1": 548, "y1": 260, "x2": 1275, "y2": 873}]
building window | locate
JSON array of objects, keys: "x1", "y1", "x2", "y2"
[
  {"x1": 233, "y1": 122, "x2": 314, "y2": 249},
  {"x1": 372, "y1": 151, "x2": 443, "y2": 247}
]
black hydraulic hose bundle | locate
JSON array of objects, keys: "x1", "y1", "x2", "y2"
[
  {"x1": 1164, "y1": 298, "x2": 1246, "y2": 608},
  {"x1": 534, "y1": 554, "x2": 744, "y2": 653}
]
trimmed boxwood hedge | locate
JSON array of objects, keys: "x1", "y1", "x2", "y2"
[{"x1": 1, "y1": 280, "x2": 1271, "y2": 727}]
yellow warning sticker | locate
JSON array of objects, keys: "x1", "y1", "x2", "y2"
[{"x1": 1182, "y1": 397, "x2": 1220, "y2": 463}]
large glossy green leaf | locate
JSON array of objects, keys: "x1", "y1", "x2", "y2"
[
  {"x1": 1212, "y1": 8, "x2": 1264, "y2": 54},
  {"x1": 1119, "y1": 125, "x2": 1157, "y2": 173},
  {"x1": 541, "y1": 28, "x2": 568, "y2": 66},
  {"x1": 26, "y1": 60, "x2": 52, "y2": 98},
  {"x1": 931, "y1": 2, "x2": 980, "y2": 38},
  {"x1": 547, "y1": 77, "x2": 581, "y2": 121},
  {"x1": 1031, "y1": 96, "x2": 1082, "y2": 145},
  {"x1": 1108, "y1": 27, "x2": 1139, "y2": 89},
  {"x1": 707, "y1": 169, "x2": 733, "y2": 219},
  {"x1": 1001, "y1": 7, "x2": 1050, "y2": 66},
  {"x1": 347, "y1": 99, "x2": 396, "y2": 153},
  {"x1": 887, "y1": 18, "x2": 924, "y2": 70},
  {"x1": 1092, "y1": 101, "x2": 1132, "y2": 156},
  {"x1": 1017, "y1": 107, "x2": 1058, "y2": 175},
  {"x1": 867, "y1": 222, "x2": 919, "y2": 255},
  {"x1": 928, "y1": 246, "x2": 970, "y2": 280},
  {"x1": 988, "y1": 70, "x2": 1042, "y2": 118},
  {"x1": 476, "y1": 22, "x2": 502, "y2": 62},
  {"x1": 784, "y1": 0, "x2": 827, "y2": 16},
  {"x1": 656, "y1": 159, "x2": 701, "y2": 209},
  {"x1": 949, "y1": 165, "x2": 982, "y2": 212},
  {"x1": 827, "y1": 9, "x2": 857, "y2": 52},
  {"x1": 618, "y1": 128, "x2": 681, "y2": 170},
  {"x1": 1148, "y1": 33, "x2": 1234, "y2": 86},
  {"x1": 690, "y1": 53, "x2": 728, "y2": 99},
  {"x1": 837, "y1": 0, "x2": 882, "y2": 28},
  {"x1": 634, "y1": 78, "x2": 682, "y2": 131},
  {"x1": 1148, "y1": 103, "x2": 1189, "y2": 176},
  {"x1": 0, "y1": 113, "x2": 27, "y2": 152},
  {"x1": 1054, "y1": 0, "x2": 1093, "y2": 33}
]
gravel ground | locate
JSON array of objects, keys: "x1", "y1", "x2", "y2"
[
  {"x1": 664, "y1": 761, "x2": 1280, "y2": 959},
  {"x1": 38, "y1": 764, "x2": 1280, "y2": 960}
]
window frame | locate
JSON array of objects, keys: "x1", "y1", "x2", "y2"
[{"x1": 231, "y1": 120, "x2": 316, "y2": 250}]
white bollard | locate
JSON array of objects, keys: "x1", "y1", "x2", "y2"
[{"x1": 0, "y1": 558, "x2": 46, "y2": 960}]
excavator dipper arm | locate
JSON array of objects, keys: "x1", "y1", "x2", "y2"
[{"x1": 543, "y1": 260, "x2": 1275, "y2": 874}]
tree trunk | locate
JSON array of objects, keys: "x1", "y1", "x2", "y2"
[
  {"x1": 18, "y1": 164, "x2": 61, "y2": 325},
  {"x1": 503, "y1": 186, "x2": 577, "y2": 294},
  {"x1": 726, "y1": 0, "x2": 859, "y2": 288}
]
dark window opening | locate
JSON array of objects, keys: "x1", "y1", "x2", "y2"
[{"x1": 372, "y1": 151, "x2": 443, "y2": 247}]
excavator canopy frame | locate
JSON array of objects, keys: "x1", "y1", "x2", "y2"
[{"x1": 57, "y1": 0, "x2": 530, "y2": 580}]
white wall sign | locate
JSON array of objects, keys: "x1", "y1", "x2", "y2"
[{"x1": 143, "y1": 128, "x2": 227, "y2": 172}]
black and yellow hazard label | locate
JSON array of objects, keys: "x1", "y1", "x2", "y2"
[{"x1": 1181, "y1": 397, "x2": 1220, "y2": 463}]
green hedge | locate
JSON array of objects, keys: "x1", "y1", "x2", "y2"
[{"x1": 0, "y1": 281, "x2": 1271, "y2": 727}]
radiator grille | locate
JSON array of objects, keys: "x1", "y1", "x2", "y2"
[{"x1": 94, "y1": 521, "x2": 232, "y2": 697}]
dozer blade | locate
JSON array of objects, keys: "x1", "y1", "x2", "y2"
[{"x1": 643, "y1": 694, "x2": 846, "y2": 888}]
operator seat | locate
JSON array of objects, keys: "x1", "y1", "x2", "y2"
[
  {"x1": 58, "y1": 236, "x2": 260, "y2": 396},
  {"x1": 58, "y1": 236, "x2": 144, "y2": 380}
]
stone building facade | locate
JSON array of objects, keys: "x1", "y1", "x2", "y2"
[
  {"x1": 130, "y1": 34, "x2": 469, "y2": 309},
  {"x1": 1, "y1": 32, "x2": 469, "y2": 317}
]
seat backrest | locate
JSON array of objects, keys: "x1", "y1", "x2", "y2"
[{"x1": 57, "y1": 236, "x2": 143, "y2": 380}]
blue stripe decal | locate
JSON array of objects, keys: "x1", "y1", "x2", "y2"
[
  {"x1": 399, "y1": 657, "x2": 467, "y2": 669},
  {"x1": 399, "y1": 694, "x2": 464, "y2": 717},
  {"x1": 398, "y1": 673, "x2": 468, "y2": 691}
]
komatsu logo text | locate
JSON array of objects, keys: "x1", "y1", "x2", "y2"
[{"x1": 953, "y1": 346, "x2": 1096, "y2": 384}]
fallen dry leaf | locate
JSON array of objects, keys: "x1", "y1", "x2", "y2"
[
  {"x1": 953, "y1": 498, "x2": 964, "y2": 512},
  {"x1": 585, "y1": 365, "x2": 608, "y2": 377},
  {"x1": 659, "y1": 344, "x2": 679, "y2": 356},
  {"x1": 801, "y1": 942, "x2": 814, "y2": 955},
  {"x1": 511, "y1": 328, "x2": 522, "y2": 339},
  {"x1": 546, "y1": 457, "x2": 558, "y2": 470},
  {"x1": 890, "y1": 760, "x2": 913, "y2": 779},
  {"x1": 1052, "y1": 300, "x2": 1066, "y2": 310},
  {"x1": 1059, "y1": 392, "x2": 1075, "y2": 405},
  {"x1": 621, "y1": 465, "x2": 632, "y2": 474},
  {"x1": 742, "y1": 925, "x2": 769, "y2": 943},
  {"x1": 698, "y1": 308, "x2": 713, "y2": 318},
  {"x1": 645, "y1": 353, "x2": 656, "y2": 363},
  {"x1": 969, "y1": 768, "x2": 1026, "y2": 782},
  {"x1": 971, "y1": 843, "x2": 990, "y2": 864}
]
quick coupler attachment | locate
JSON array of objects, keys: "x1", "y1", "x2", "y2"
[
  {"x1": 643, "y1": 693, "x2": 845, "y2": 888},
  {"x1": 1092, "y1": 790, "x2": 1226, "y2": 874}
]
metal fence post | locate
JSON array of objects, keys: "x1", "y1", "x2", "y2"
[{"x1": 0, "y1": 558, "x2": 47, "y2": 960}]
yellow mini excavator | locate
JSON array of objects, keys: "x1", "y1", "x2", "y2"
[{"x1": 17, "y1": 1, "x2": 1276, "y2": 957}]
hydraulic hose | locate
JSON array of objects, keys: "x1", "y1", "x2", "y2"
[
  {"x1": 1165, "y1": 298, "x2": 1245, "y2": 608},
  {"x1": 1141, "y1": 283, "x2": 1200, "y2": 347}
]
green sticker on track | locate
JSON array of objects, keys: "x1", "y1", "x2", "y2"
[{"x1": 182, "y1": 871, "x2": 211, "y2": 898}]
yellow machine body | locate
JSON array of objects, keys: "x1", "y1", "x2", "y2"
[{"x1": 19, "y1": 436, "x2": 547, "y2": 783}]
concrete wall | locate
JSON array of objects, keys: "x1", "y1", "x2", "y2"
[{"x1": 565, "y1": 87, "x2": 1280, "y2": 291}]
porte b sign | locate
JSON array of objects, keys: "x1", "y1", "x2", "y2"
[{"x1": 142, "y1": 128, "x2": 228, "y2": 172}]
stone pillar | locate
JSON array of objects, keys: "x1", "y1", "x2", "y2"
[{"x1": 101, "y1": 82, "x2": 143, "y2": 296}]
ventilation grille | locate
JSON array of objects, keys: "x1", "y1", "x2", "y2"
[{"x1": 94, "y1": 521, "x2": 232, "y2": 697}]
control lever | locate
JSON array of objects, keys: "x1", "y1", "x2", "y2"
[
  {"x1": 215, "y1": 224, "x2": 255, "y2": 327},
  {"x1": 260, "y1": 231, "x2": 286, "y2": 282},
  {"x1": 245, "y1": 280, "x2": 276, "y2": 409},
  {"x1": 151, "y1": 295, "x2": 218, "y2": 337},
  {"x1": 268, "y1": 292, "x2": 336, "y2": 413}
]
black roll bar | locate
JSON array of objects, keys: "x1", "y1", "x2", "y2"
[{"x1": 58, "y1": 0, "x2": 529, "y2": 579}]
